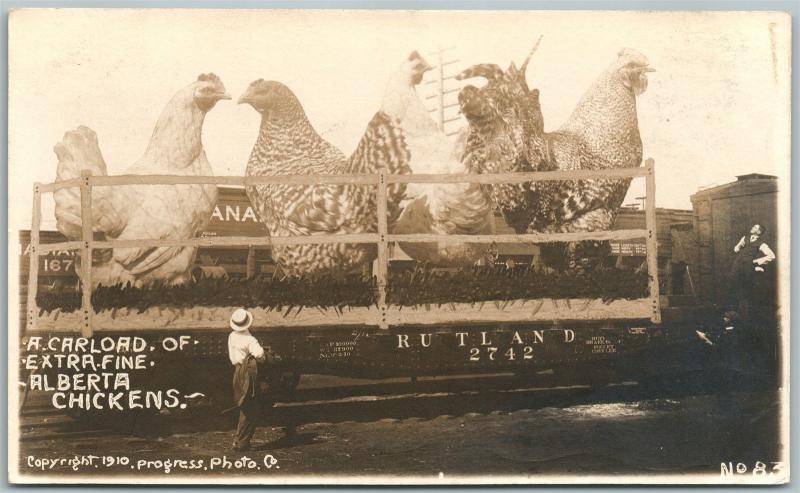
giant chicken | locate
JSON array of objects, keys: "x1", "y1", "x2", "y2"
[
  {"x1": 238, "y1": 79, "x2": 411, "y2": 277},
  {"x1": 458, "y1": 47, "x2": 654, "y2": 269},
  {"x1": 383, "y1": 52, "x2": 496, "y2": 265},
  {"x1": 53, "y1": 74, "x2": 229, "y2": 287}
]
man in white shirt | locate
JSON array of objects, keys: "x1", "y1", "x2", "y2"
[{"x1": 228, "y1": 308, "x2": 267, "y2": 451}]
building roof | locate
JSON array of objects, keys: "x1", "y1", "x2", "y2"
[
  {"x1": 691, "y1": 173, "x2": 778, "y2": 201},
  {"x1": 736, "y1": 173, "x2": 777, "y2": 181}
]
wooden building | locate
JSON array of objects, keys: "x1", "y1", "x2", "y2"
[
  {"x1": 689, "y1": 173, "x2": 778, "y2": 306},
  {"x1": 605, "y1": 207, "x2": 695, "y2": 301}
]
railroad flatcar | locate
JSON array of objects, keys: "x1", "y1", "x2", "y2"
[{"x1": 18, "y1": 165, "x2": 777, "y2": 411}]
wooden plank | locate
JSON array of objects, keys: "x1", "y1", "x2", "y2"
[
  {"x1": 37, "y1": 178, "x2": 82, "y2": 193},
  {"x1": 40, "y1": 166, "x2": 649, "y2": 191},
  {"x1": 90, "y1": 174, "x2": 379, "y2": 187},
  {"x1": 644, "y1": 159, "x2": 661, "y2": 323},
  {"x1": 390, "y1": 229, "x2": 648, "y2": 244},
  {"x1": 37, "y1": 241, "x2": 84, "y2": 253},
  {"x1": 91, "y1": 233, "x2": 380, "y2": 249},
  {"x1": 376, "y1": 171, "x2": 389, "y2": 329},
  {"x1": 25, "y1": 183, "x2": 41, "y2": 332},
  {"x1": 245, "y1": 248, "x2": 256, "y2": 279},
  {"x1": 87, "y1": 230, "x2": 646, "y2": 250},
  {"x1": 80, "y1": 170, "x2": 93, "y2": 337},
  {"x1": 385, "y1": 167, "x2": 648, "y2": 184}
]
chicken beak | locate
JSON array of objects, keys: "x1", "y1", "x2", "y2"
[
  {"x1": 237, "y1": 93, "x2": 252, "y2": 105},
  {"x1": 218, "y1": 92, "x2": 232, "y2": 100},
  {"x1": 643, "y1": 67, "x2": 656, "y2": 73}
]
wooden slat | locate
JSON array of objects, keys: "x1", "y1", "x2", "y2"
[
  {"x1": 86, "y1": 230, "x2": 645, "y2": 250},
  {"x1": 80, "y1": 170, "x2": 93, "y2": 337},
  {"x1": 644, "y1": 159, "x2": 661, "y2": 324},
  {"x1": 90, "y1": 174, "x2": 379, "y2": 187},
  {"x1": 39, "y1": 167, "x2": 648, "y2": 191},
  {"x1": 37, "y1": 241, "x2": 84, "y2": 253},
  {"x1": 390, "y1": 229, "x2": 648, "y2": 244},
  {"x1": 245, "y1": 248, "x2": 256, "y2": 279},
  {"x1": 376, "y1": 172, "x2": 389, "y2": 329},
  {"x1": 91, "y1": 233, "x2": 380, "y2": 249},
  {"x1": 25, "y1": 183, "x2": 41, "y2": 332},
  {"x1": 385, "y1": 167, "x2": 648, "y2": 184},
  {"x1": 37, "y1": 178, "x2": 81, "y2": 193}
]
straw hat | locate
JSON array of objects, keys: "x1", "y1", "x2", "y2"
[{"x1": 230, "y1": 308, "x2": 253, "y2": 332}]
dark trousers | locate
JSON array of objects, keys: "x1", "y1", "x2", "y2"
[{"x1": 234, "y1": 397, "x2": 261, "y2": 449}]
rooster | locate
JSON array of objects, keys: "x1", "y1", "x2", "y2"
[
  {"x1": 238, "y1": 79, "x2": 411, "y2": 277},
  {"x1": 53, "y1": 74, "x2": 229, "y2": 287},
  {"x1": 384, "y1": 52, "x2": 496, "y2": 265},
  {"x1": 458, "y1": 47, "x2": 653, "y2": 270}
]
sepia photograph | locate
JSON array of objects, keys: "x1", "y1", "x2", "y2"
[{"x1": 7, "y1": 8, "x2": 791, "y2": 484}]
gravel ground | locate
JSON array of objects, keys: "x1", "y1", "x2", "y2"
[{"x1": 16, "y1": 384, "x2": 783, "y2": 483}]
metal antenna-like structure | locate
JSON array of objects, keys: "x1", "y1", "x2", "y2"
[{"x1": 425, "y1": 46, "x2": 462, "y2": 136}]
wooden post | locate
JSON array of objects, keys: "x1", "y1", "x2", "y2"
[
  {"x1": 246, "y1": 247, "x2": 256, "y2": 278},
  {"x1": 26, "y1": 183, "x2": 42, "y2": 332},
  {"x1": 80, "y1": 170, "x2": 93, "y2": 337},
  {"x1": 644, "y1": 159, "x2": 661, "y2": 323},
  {"x1": 376, "y1": 171, "x2": 389, "y2": 329}
]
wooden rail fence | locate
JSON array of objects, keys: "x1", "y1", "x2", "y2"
[{"x1": 27, "y1": 159, "x2": 660, "y2": 336}]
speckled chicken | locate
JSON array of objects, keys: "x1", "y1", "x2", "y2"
[
  {"x1": 238, "y1": 80, "x2": 411, "y2": 276},
  {"x1": 458, "y1": 47, "x2": 653, "y2": 269},
  {"x1": 53, "y1": 74, "x2": 228, "y2": 287}
]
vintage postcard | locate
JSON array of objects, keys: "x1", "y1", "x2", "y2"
[{"x1": 7, "y1": 8, "x2": 791, "y2": 484}]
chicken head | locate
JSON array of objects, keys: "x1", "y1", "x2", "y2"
[
  {"x1": 238, "y1": 79, "x2": 304, "y2": 120},
  {"x1": 192, "y1": 73, "x2": 232, "y2": 112},
  {"x1": 456, "y1": 40, "x2": 550, "y2": 232},
  {"x1": 615, "y1": 48, "x2": 655, "y2": 96}
]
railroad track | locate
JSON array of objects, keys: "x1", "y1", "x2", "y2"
[{"x1": 19, "y1": 398, "x2": 116, "y2": 442}]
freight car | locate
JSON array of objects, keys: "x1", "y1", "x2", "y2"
[{"x1": 19, "y1": 161, "x2": 762, "y2": 412}]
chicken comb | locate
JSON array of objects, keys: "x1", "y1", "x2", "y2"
[{"x1": 197, "y1": 73, "x2": 221, "y2": 83}]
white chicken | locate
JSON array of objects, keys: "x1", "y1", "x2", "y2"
[
  {"x1": 383, "y1": 52, "x2": 495, "y2": 265},
  {"x1": 53, "y1": 74, "x2": 229, "y2": 287}
]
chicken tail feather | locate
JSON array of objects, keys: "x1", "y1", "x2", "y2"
[{"x1": 53, "y1": 126, "x2": 110, "y2": 239}]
